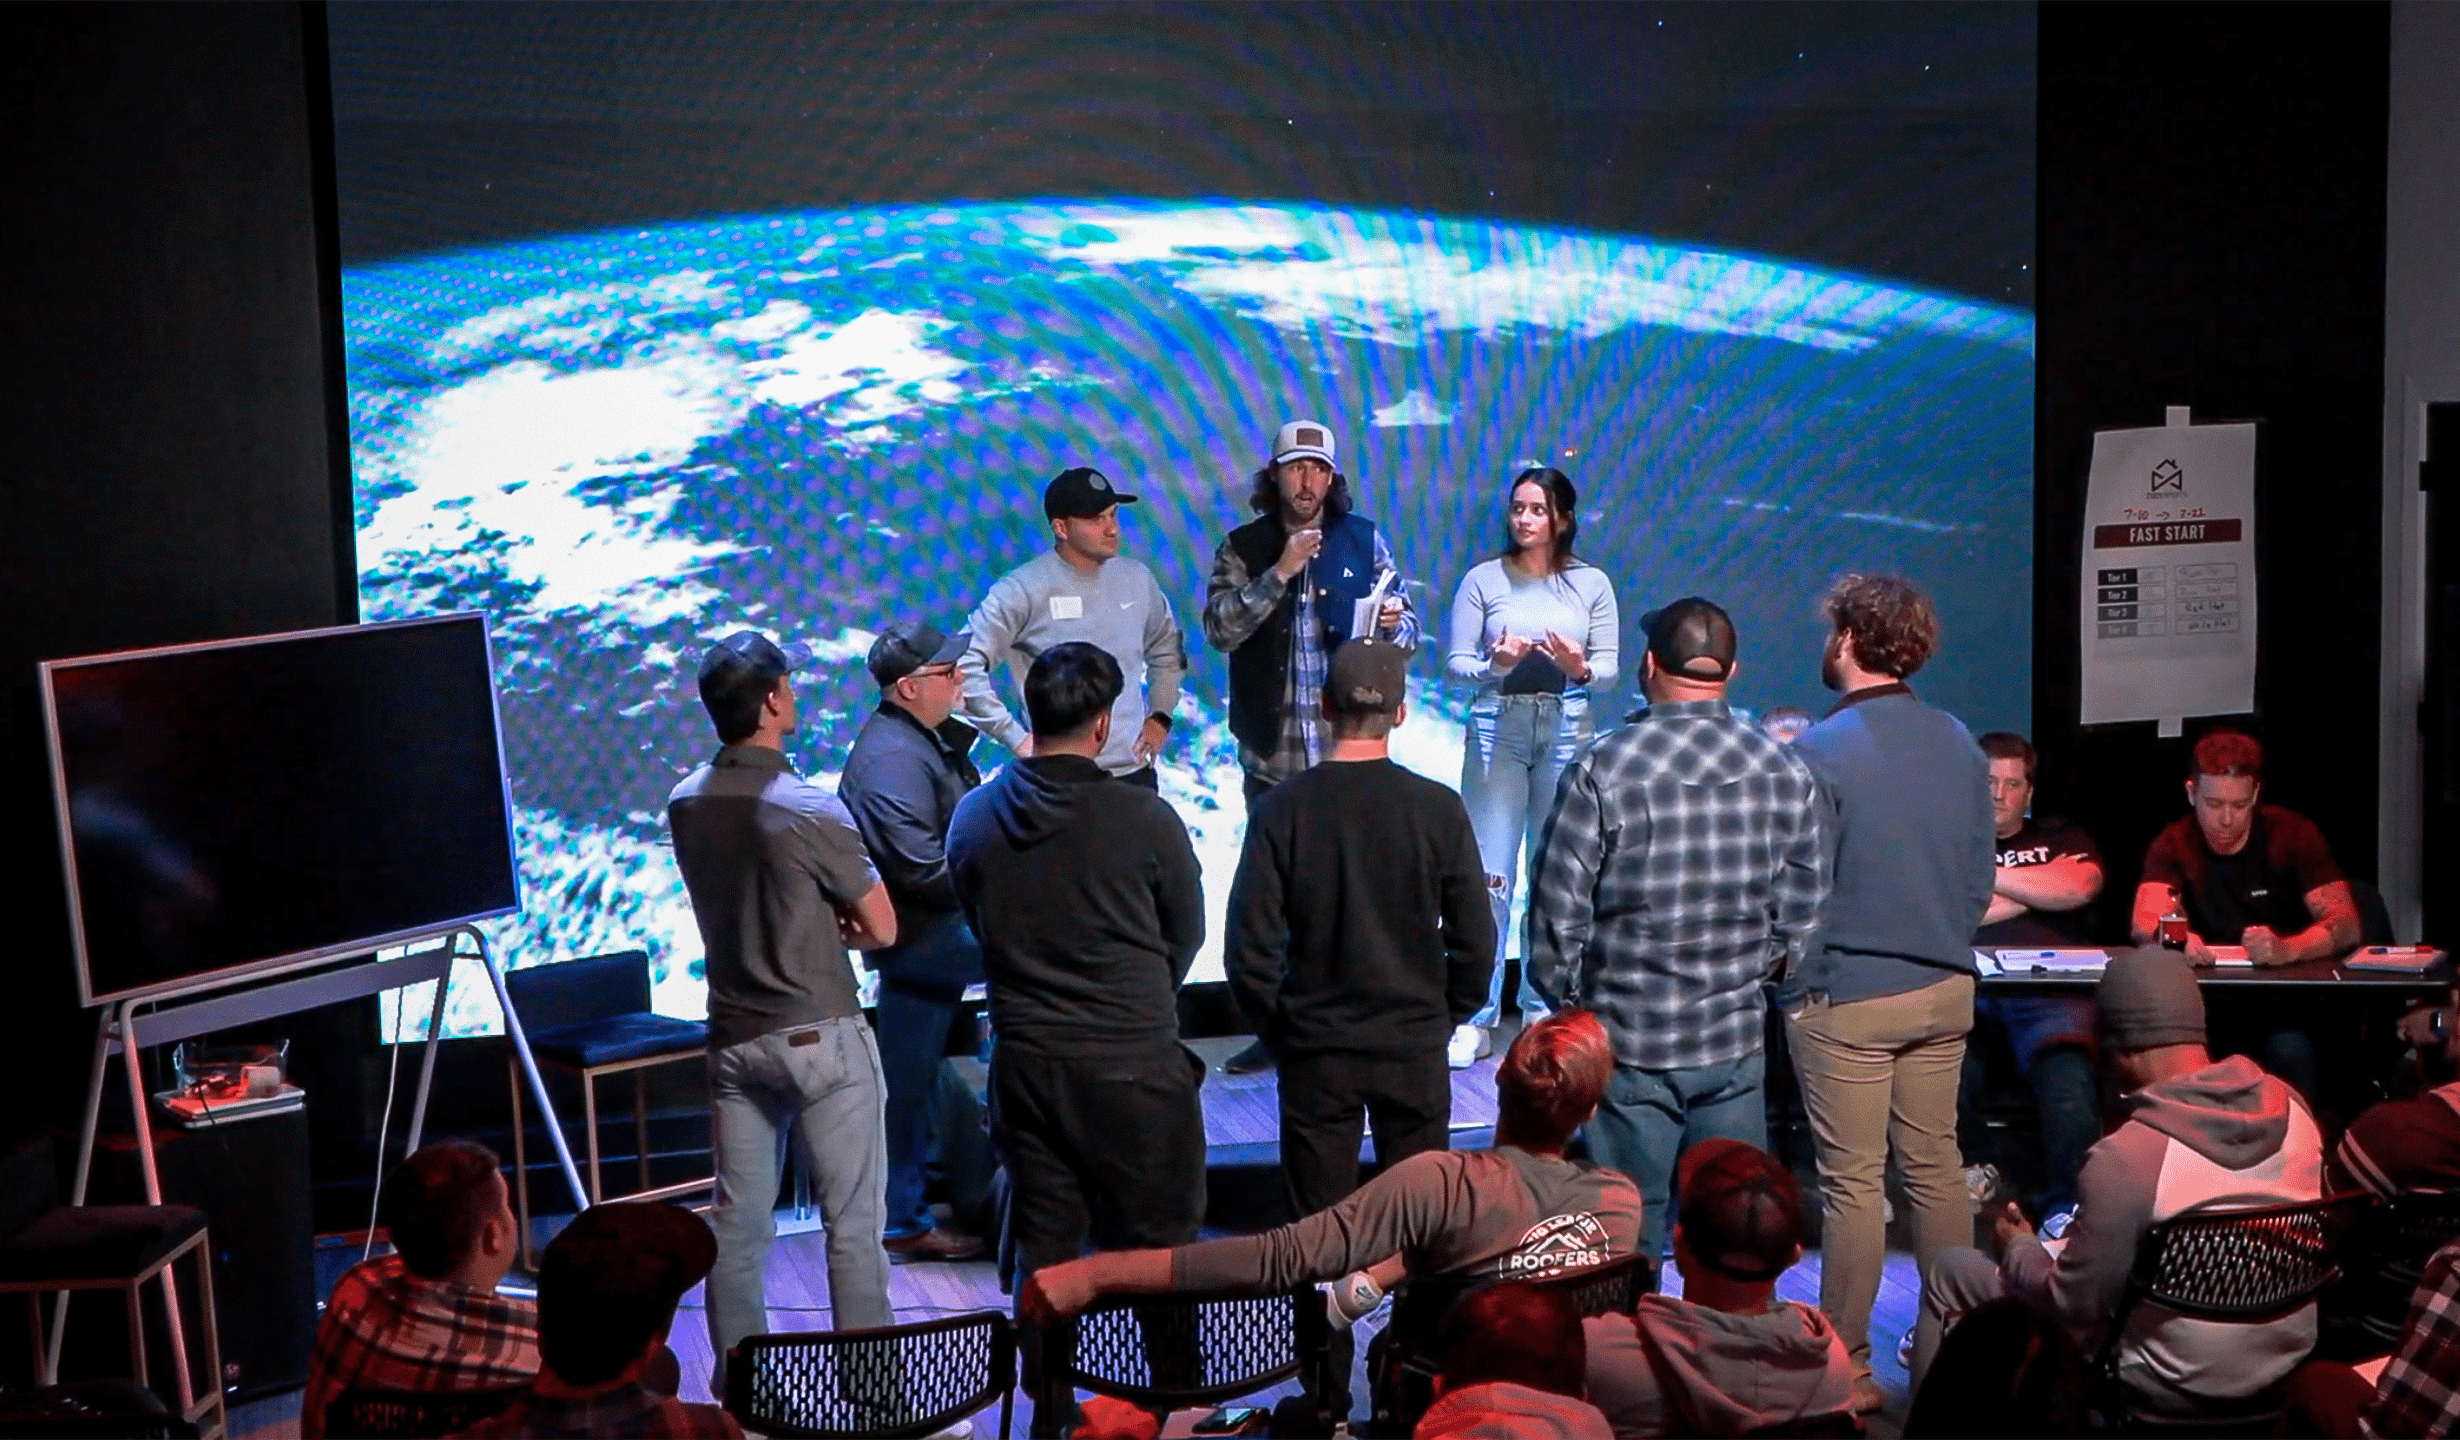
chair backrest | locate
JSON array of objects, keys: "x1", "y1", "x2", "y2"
[
  {"x1": 503, "y1": 950, "x2": 652, "y2": 1029},
  {"x1": 1524, "y1": 1251, "x2": 1658, "y2": 1319},
  {"x1": 2119, "y1": 1193, "x2": 2370, "y2": 1323},
  {"x1": 2095, "y1": 1190, "x2": 2373, "y2": 1417},
  {"x1": 1369, "y1": 1255, "x2": 1653, "y2": 1438},
  {"x1": 1051, "y1": 1288, "x2": 1327, "y2": 1411},
  {"x1": 725, "y1": 1311, "x2": 1015, "y2": 1440},
  {"x1": 2345, "y1": 878, "x2": 2397, "y2": 947},
  {"x1": 325, "y1": 1384, "x2": 528, "y2": 1439},
  {"x1": 2351, "y1": 1190, "x2": 2460, "y2": 1347}
]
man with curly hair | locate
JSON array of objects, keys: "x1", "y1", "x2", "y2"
[{"x1": 1773, "y1": 573, "x2": 1995, "y2": 1411}]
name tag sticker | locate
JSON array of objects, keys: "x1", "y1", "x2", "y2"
[{"x1": 1049, "y1": 595, "x2": 1083, "y2": 621}]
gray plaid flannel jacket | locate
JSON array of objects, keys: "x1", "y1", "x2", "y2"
[{"x1": 1525, "y1": 698, "x2": 1826, "y2": 1071}]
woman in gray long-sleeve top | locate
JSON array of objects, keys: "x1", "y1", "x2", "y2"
[{"x1": 1443, "y1": 468, "x2": 1620, "y2": 1070}]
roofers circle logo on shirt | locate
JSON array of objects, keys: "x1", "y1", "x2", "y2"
[{"x1": 1498, "y1": 1211, "x2": 1614, "y2": 1276}]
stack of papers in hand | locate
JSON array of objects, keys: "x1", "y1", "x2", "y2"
[{"x1": 1993, "y1": 948, "x2": 2113, "y2": 974}]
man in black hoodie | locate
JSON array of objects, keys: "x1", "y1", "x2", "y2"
[{"x1": 946, "y1": 641, "x2": 1207, "y2": 1429}]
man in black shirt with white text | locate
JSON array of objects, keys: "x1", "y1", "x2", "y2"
[{"x1": 1964, "y1": 732, "x2": 2103, "y2": 1219}]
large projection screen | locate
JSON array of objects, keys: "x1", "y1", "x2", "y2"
[
  {"x1": 327, "y1": 3, "x2": 2036, "y2": 1031},
  {"x1": 43, "y1": 614, "x2": 520, "y2": 1008}
]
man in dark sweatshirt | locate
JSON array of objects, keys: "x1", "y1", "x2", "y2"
[
  {"x1": 944, "y1": 641, "x2": 1206, "y2": 1434},
  {"x1": 1772, "y1": 573, "x2": 1995, "y2": 1410},
  {"x1": 1225, "y1": 636, "x2": 1493, "y2": 1416}
]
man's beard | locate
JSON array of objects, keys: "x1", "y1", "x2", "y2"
[{"x1": 1819, "y1": 636, "x2": 1845, "y2": 693}]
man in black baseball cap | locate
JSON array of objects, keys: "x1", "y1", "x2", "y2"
[
  {"x1": 1223, "y1": 636, "x2": 1493, "y2": 1417},
  {"x1": 841, "y1": 621, "x2": 989, "y2": 1263},
  {"x1": 1526, "y1": 594, "x2": 1827, "y2": 1279},
  {"x1": 958, "y1": 465, "x2": 1186, "y2": 788},
  {"x1": 669, "y1": 629, "x2": 899, "y2": 1387},
  {"x1": 695, "y1": 629, "x2": 814, "y2": 740},
  {"x1": 460, "y1": 1202, "x2": 739, "y2": 1437},
  {"x1": 1580, "y1": 1139, "x2": 1853, "y2": 1435},
  {"x1": 1639, "y1": 596, "x2": 1738, "y2": 682}
]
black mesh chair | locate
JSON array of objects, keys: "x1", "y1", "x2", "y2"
[
  {"x1": 2092, "y1": 1192, "x2": 2372, "y2": 1432},
  {"x1": 1526, "y1": 1251, "x2": 1658, "y2": 1319},
  {"x1": 323, "y1": 1384, "x2": 527, "y2": 1439},
  {"x1": 1365, "y1": 1252, "x2": 1657, "y2": 1437},
  {"x1": 725, "y1": 1312, "x2": 1017, "y2": 1439},
  {"x1": 1042, "y1": 1288, "x2": 1327, "y2": 1421},
  {"x1": 2331, "y1": 1189, "x2": 2460, "y2": 1354}
]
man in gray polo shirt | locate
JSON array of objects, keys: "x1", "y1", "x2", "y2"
[{"x1": 668, "y1": 630, "x2": 900, "y2": 1388}]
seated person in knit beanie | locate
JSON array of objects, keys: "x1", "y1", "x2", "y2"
[
  {"x1": 1415, "y1": 1282, "x2": 1611, "y2": 1440},
  {"x1": 1908, "y1": 947, "x2": 2325, "y2": 1421}
]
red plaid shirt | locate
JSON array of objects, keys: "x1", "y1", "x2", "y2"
[
  {"x1": 2365, "y1": 1239, "x2": 2460, "y2": 1440},
  {"x1": 301, "y1": 1254, "x2": 540, "y2": 1439},
  {"x1": 453, "y1": 1383, "x2": 742, "y2": 1439}
]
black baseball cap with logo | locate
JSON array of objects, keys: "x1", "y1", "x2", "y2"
[
  {"x1": 867, "y1": 623, "x2": 970, "y2": 689},
  {"x1": 1043, "y1": 466, "x2": 1138, "y2": 519},
  {"x1": 1640, "y1": 597, "x2": 1737, "y2": 681}
]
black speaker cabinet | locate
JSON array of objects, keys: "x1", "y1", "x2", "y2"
[{"x1": 82, "y1": 1107, "x2": 318, "y2": 1402}]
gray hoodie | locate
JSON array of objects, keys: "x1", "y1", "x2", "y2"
[
  {"x1": 2003, "y1": 1054, "x2": 2324, "y2": 1415},
  {"x1": 1582, "y1": 1296, "x2": 1854, "y2": 1437}
]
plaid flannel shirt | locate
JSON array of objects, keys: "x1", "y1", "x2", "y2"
[
  {"x1": 2364, "y1": 1238, "x2": 2460, "y2": 1440},
  {"x1": 457, "y1": 1383, "x2": 744, "y2": 1438},
  {"x1": 1202, "y1": 528, "x2": 1419, "y2": 785},
  {"x1": 300, "y1": 1254, "x2": 539, "y2": 1439},
  {"x1": 1525, "y1": 698, "x2": 1825, "y2": 1072}
]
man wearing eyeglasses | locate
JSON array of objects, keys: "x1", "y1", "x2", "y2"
[{"x1": 841, "y1": 622, "x2": 988, "y2": 1262}]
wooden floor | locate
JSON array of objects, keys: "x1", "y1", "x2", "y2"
[{"x1": 234, "y1": 1038, "x2": 1924, "y2": 1437}]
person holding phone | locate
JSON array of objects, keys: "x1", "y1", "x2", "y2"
[{"x1": 1442, "y1": 467, "x2": 1619, "y2": 1068}]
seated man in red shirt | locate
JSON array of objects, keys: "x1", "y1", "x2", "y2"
[
  {"x1": 301, "y1": 1141, "x2": 538, "y2": 1439},
  {"x1": 2129, "y1": 729, "x2": 2361, "y2": 1102}
]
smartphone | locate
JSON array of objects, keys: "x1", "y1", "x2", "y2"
[{"x1": 1193, "y1": 1406, "x2": 1264, "y2": 1435}]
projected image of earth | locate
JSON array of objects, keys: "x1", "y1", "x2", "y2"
[{"x1": 343, "y1": 200, "x2": 2033, "y2": 1033}]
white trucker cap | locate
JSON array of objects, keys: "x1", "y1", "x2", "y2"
[{"x1": 1272, "y1": 420, "x2": 1336, "y2": 467}]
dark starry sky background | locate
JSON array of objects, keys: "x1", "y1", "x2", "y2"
[{"x1": 327, "y1": 1, "x2": 2035, "y2": 307}]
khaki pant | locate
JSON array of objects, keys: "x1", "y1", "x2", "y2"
[{"x1": 1783, "y1": 972, "x2": 1974, "y2": 1374}]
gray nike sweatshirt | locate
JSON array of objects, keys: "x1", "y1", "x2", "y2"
[{"x1": 957, "y1": 550, "x2": 1186, "y2": 776}]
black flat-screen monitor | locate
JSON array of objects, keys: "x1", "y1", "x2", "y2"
[{"x1": 42, "y1": 614, "x2": 520, "y2": 1007}]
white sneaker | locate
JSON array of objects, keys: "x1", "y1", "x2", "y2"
[{"x1": 1446, "y1": 1023, "x2": 1491, "y2": 1070}]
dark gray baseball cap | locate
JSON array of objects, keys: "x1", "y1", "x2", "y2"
[{"x1": 867, "y1": 623, "x2": 970, "y2": 688}]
